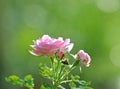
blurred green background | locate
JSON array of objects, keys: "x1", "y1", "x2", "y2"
[{"x1": 1, "y1": 0, "x2": 120, "y2": 89}]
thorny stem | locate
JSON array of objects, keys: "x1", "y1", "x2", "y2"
[
  {"x1": 50, "y1": 58, "x2": 79, "y2": 89},
  {"x1": 60, "y1": 60, "x2": 79, "y2": 82},
  {"x1": 51, "y1": 57, "x2": 61, "y2": 89},
  {"x1": 60, "y1": 80, "x2": 73, "y2": 84}
]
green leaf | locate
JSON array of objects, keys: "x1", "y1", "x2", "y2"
[
  {"x1": 24, "y1": 75, "x2": 34, "y2": 89},
  {"x1": 40, "y1": 85, "x2": 46, "y2": 89},
  {"x1": 69, "y1": 75, "x2": 92, "y2": 89},
  {"x1": 69, "y1": 81, "x2": 76, "y2": 88},
  {"x1": 39, "y1": 65, "x2": 53, "y2": 79},
  {"x1": 72, "y1": 60, "x2": 79, "y2": 67},
  {"x1": 78, "y1": 86, "x2": 93, "y2": 89},
  {"x1": 5, "y1": 75, "x2": 34, "y2": 89},
  {"x1": 40, "y1": 83, "x2": 52, "y2": 89},
  {"x1": 70, "y1": 75, "x2": 80, "y2": 81},
  {"x1": 5, "y1": 75, "x2": 23, "y2": 86},
  {"x1": 77, "y1": 80, "x2": 91, "y2": 86}
]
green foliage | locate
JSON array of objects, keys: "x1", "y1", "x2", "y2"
[
  {"x1": 69, "y1": 81, "x2": 93, "y2": 89},
  {"x1": 39, "y1": 63, "x2": 53, "y2": 79},
  {"x1": 5, "y1": 75, "x2": 23, "y2": 86},
  {"x1": 40, "y1": 83, "x2": 52, "y2": 89},
  {"x1": 69, "y1": 75, "x2": 92, "y2": 89},
  {"x1": 5, "y1": 36, "x2": 93, "y2": 89},
  {"x1": 5, "y1": 57, "x2": 92, "y2": 89},
  {"x1": 5, "y1": 75, "x2": 34, "y2": 89},
  {"x1": 38, "y1": 56, "x2": 93, "y2": 89},
  {"x1": 40, "y1": 85, "x2": 46, "y2": 89},
  {"x1": 24, "y1": 75, "x2": 34, "y2": 89}
]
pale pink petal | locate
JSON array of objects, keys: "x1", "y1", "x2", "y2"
[
  {"x1": 67, "y1": 43, "x2": 74, "y2": 52},
  {"x1": 41, "y1": 35, "x2": 52, "y2": 42},
  {"x1": 75, "y1": 50, "x2": 91, "y2": 67}
]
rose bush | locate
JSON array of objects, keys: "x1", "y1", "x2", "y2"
[{"x1": 6, "y1": 35, "x2": 92, "y2": 89}]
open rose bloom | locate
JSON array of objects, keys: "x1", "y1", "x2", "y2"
[
  {"x1": 30, "y1": 35, "x2": 74, "y2": 57},
  {"x1": 76, "y1": 50, "x2": 91, "y2": 67}
]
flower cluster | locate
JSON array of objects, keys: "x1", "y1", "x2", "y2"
[
  {"x1": 30, "y1": 35, "x2": 91, "y2": 67},
  {"x1": 6, "y1": 35, "x2": 92, "y2": 89}
]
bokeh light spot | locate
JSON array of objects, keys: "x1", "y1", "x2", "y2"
[
  {"x1": 110, "y1": 44, "x2": 120, "y2": 68},
  {"x1": 23, "y1": 5, "x2": 47, "y2": 29},
  {"x1": 96, "y1": 0, "x2": 119, "y2": 13}
]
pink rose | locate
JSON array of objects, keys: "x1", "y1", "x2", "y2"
[
  {"x1": 76, "y1": 50, "x2": 91, "y2": 67},
  {"x1": 30, "y1": 35, "x2": 74, "y2": 57}
]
